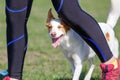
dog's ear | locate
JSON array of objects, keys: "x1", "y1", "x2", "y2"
[{"x1": 47, "y1": 8, "x2": 55, "y2": 23}]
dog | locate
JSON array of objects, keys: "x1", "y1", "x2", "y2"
[{"x1": 46, "y1": 1, "x2": 119, "y2": 79}]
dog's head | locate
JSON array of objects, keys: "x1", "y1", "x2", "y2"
[{"x1": 46, "y1": 8, "x2": 70, "y2": 48}]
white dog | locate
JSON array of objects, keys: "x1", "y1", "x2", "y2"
[{"x1": 46, "y1": 1, "x2": 119, "y2": 80}]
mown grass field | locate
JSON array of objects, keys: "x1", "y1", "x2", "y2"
[{"x1": 0, "y1": 0, "x2": 120, "y2": 80}]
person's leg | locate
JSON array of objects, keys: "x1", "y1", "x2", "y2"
[
  {"x1": 51, "y1": 0, "x2": 119, "y2": 79},
  {"x1": 51, "y1": 0, "x2": 113, "y2": 63},
  {"x1": 4, "y1": 0, "x2": 33, "y2": 80}
]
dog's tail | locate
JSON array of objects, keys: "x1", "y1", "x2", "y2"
[{"x1": 106, "y1": 0, "x2": 120, "y2": 28}]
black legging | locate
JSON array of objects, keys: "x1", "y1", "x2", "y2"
[
  {"x1": 5, "y1": 0, "x2": 113, "y2": 79},
  {"x1": 51, "y1": 0, "x2": 113, "y2": 62},
  {"x1": 6, "y1": 0, "x2": 33, "y2": 79}
]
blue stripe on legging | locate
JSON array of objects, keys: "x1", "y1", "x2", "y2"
[
  {"x1": 24, "y1": 43, "x2": 28, "y2": 50},
  {"x1": 82, "y1": 36, "x2": 107, "y2": 61},
  {"x1": 6, "y1": 5, "x2": 27, "y2": 13},
  {"x1": 57, "y1": 0, "x2": 64, "y2": 13},
  {"x1": 7, "y1": 35, "x2": 24, "y2": 46}
]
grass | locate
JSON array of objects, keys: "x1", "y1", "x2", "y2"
[{"x1": 0, "y1": 0, "x2": 120, "y2": 80}]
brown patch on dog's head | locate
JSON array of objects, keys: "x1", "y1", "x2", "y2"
[
  {"x1": 46, "y1": 8, "x2": 54, "y2": 32},
  {"x1": 105, "y1": 32, "x2": 110, "y2": 41},
  {"x1": 60, "y1": 20, "x2": 70, "y2": 34},
  {"x1": 46, "y1": 8, "x2": 55, "y2": 28},
  {"x1": 58, "y1": 15, "x2": 70, "y2": 34},
  {"x1": 46, "y1": 8, "x2": 55, "y2": 23}
]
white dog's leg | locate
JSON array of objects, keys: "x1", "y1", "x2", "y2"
[
  {"x1": 73, "y1": 64, "x2": 82, "y2": 80},
  {"x1": 72, "y1": 54, "x2": 82, "y2": 80},
  {"x1": 84, "y1": 58, "x2": 95, "y2": 80}
]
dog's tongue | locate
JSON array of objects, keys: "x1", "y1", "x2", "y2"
[{"x1": 52, "y1": 37, "x2": 62, "y2": 48}]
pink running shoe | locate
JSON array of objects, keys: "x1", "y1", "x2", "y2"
[
  {"x1": 3, "y1": 76, "x2": 10, "y2": 80},
  {"x1": 100, "y1": 59, "x2": 120, "y2": 80}
]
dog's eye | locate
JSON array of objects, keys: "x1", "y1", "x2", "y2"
[
  {"x1": 48, "y1": 26, "x2": 52, "y2": 29},
  {"x1": 58, "y1": 25, "x2": 63, "y2": 29}
]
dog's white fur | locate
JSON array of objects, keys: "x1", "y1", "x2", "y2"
[{"x1": 46, "y1": 1, "x2": 119, "y2": 80}]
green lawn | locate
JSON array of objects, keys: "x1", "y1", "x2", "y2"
[{"x1": 0, "y1": 0, "x2": 120, "y2": 80}]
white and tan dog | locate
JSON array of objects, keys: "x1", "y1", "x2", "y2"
[{"x1": 46, "y1": 1, "x2": 119, "y2": 79}]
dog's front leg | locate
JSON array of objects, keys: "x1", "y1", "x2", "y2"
[
  {"x1": 72, "y1": 54, "x2": 82, "y2": 80},
  {"x1": 72, "y1": 64, "x2": 82, "y2": 80}
]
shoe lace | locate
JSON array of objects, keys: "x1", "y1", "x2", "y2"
[{"x1": 103, "y1": 69, "x2": 119, "y2": 80}]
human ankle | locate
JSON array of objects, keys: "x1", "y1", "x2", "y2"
[
  {"x1": 104, "y1": 57, "x2": 115, "y2": 64},
  {"x1": 10, "y1": 78, "x2": 18, "y2": 80},
  {"x1": 103, "y1": 57, "x2": 118, "y2": 68}
]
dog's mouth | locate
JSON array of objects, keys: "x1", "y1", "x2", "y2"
[{"x1": 51, "y1": 35, "x2": 63, "y2": 48}]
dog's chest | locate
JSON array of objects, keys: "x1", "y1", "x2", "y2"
[{"x1": 59, "y1": 29, "x2": 87, "y2": 55}]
